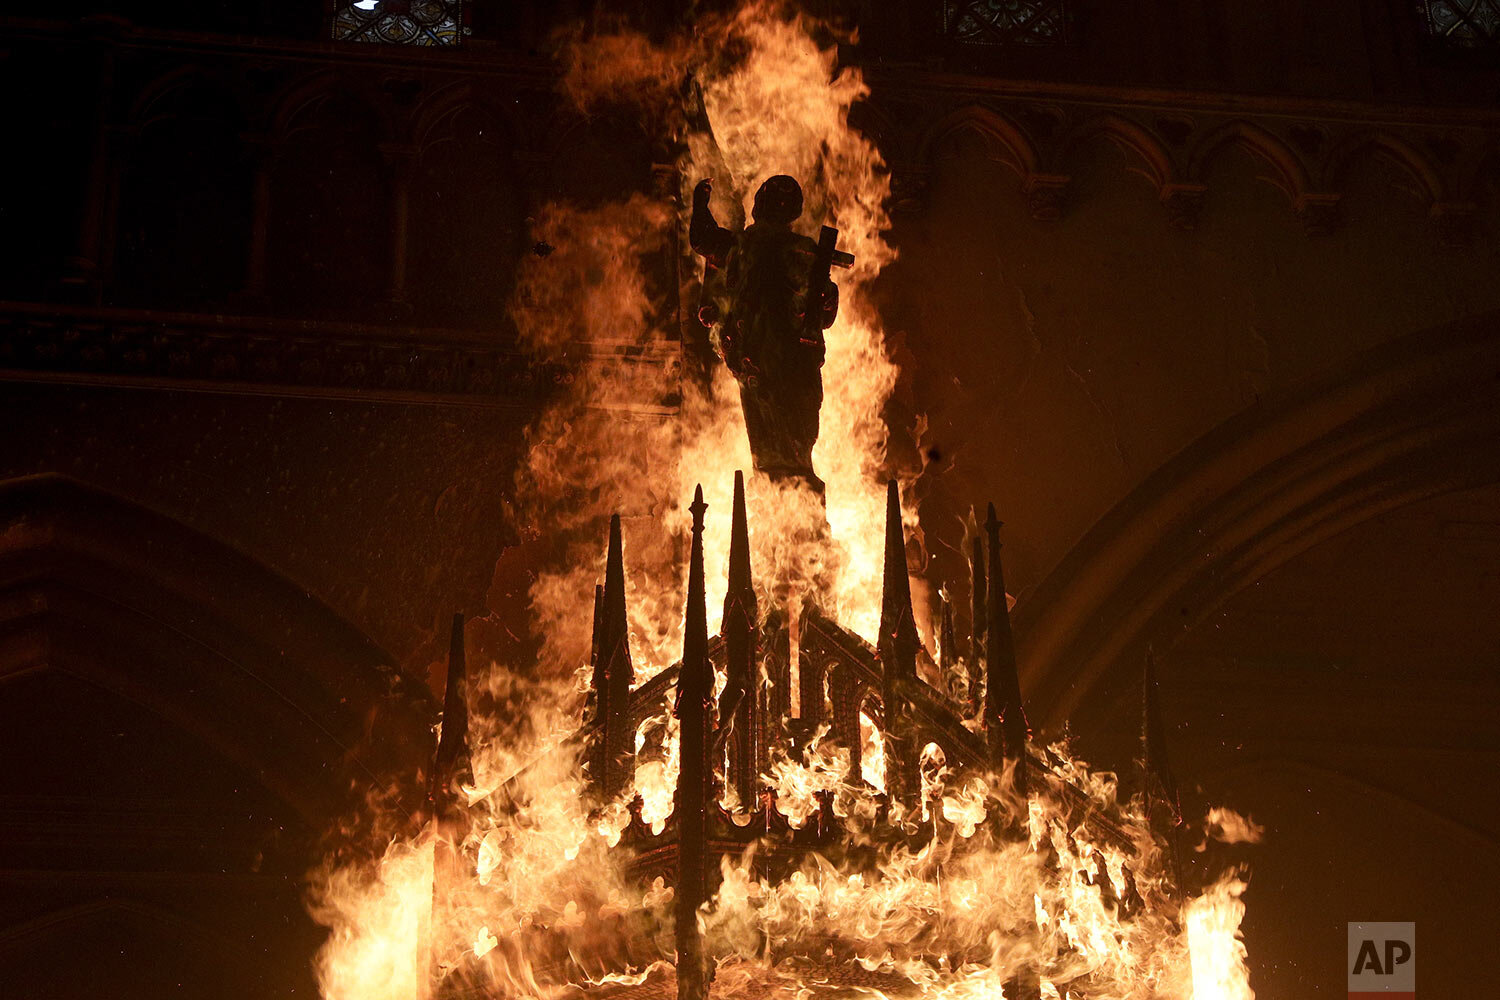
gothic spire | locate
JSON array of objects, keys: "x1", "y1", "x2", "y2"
[
  {"x1": 879, "y1": 479, "x2": 920, "y2": 662},
  {"x1": 721, "y1": 470, "x2": 758, "y2": 808},
  {"x1": 675, "y1": 485, "x2": 712, "y2": 1000},
  {"x1": 984, "y1": 503, "x2": 1030, "y2": 789},
  {"x1": 968, "y1": 515, "x2": 987, "y2": 717},
  {"x1": 430, "y1": 611, "x2": 470, "y2": 808},
  {"x1": 593, "y1": 514, "x2": 634, "y2": 798},
  {"x1": 879, "y1": 479, "x2": 919, "y2": 810}
]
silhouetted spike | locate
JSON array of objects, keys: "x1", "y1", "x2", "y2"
[
  {"x1": 878, "y1": 480, "x2": 919, "y2": 812},
  {"x1": 598, "y1": 513, "x2": 634, "y2": 798},
  {"x1": 425, "y1": 611, "x2": 470, "y2": 1000},
  {"x1": 604, "y1": 513, "x2": 628, "y2": 665},
  {"x1": 879, "y1": 479, "x2": 919, "y2": 657},
  {"x1": 586, "y1": 584, "x2": 604, "y2": 724},
  {"x1": 725, "y1": 471, "x2": 754, "y2": 611},
  {"x1": 675, "y1": 485, "x2": 712, "y2": 1000},
  {"x1": 1141, "y1": 647, "x2": 1182, "y2": 823},
  {"x1": 984, "y1": 504, "x2": 1030, "y2": 788},
  {"x1": 431, "y1": 612, "x2": 470, "y2": 805},
  {"x1": 939, "y1": 592, "x2": 957, "y2": 683},
  {"x1": 720, "y1": 471, "x2": 759, "y2": 808},
  {"x1": 969, "y1": 519, "x2": 986, "y2": 716},
  {"x1": 684, "y1": 486, "x2": 709, "y2": 676}
]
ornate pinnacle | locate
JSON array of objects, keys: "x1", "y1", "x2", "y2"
[
  {"x1": 721, "y1": 471, "x2": 758, "y2": 807},
  {"x1": 675, "y1": 485, "x2": 711, "y2": 1000},
  {"x1": 430, "y1": 611, "x2": 470, "y2": 809},
  {"x1": 878, "y1": 479, "x2": 919, "y2": 811},
  {"x1": 969, "y1": 517, "x2": 986, "y2": 716},
  {"x1": 939, "y1": 591, "x2": 957, "y2": 679},
  {"x1": 596, "y1": 514, "x2": 634, "y2": 799},
  {"x1": 984, "y1": 503, "x2": 1030, "y2": 789},
  {"x1": 724, "y1": 471, "x2": 755, "y2": 623},
  {"x1": 879, "y1": 479, "x2": 920, "y2": 661},
  {"x1": 586, "y1": 584, "x2": 604, "y2": 725}
]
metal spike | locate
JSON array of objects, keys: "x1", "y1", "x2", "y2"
[
  {"x1": 984, "y1": 504, "x2": 1030, "y2": 790},
  {"x1": 675, "y1": 485, "x2": 711, "y2": 1000}
]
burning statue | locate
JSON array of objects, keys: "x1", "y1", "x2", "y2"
[
  {"x1": 307, "y1": 9, "x2": 1261, "y2": 1000},
  {"x1": 690, "y1": 174, "x2": 851, "y2": 493}
]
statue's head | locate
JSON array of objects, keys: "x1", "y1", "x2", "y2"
[{"x1": 752, "y1": 175, "x2": 803, "y2": 226}]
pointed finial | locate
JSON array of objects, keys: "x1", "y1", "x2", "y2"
[
  {"x1": 689, "y1": 483, "x2": 708, "y2": 527},
  {"x1": 726, "y1": 471, "x2": 752, "y2": 595},
  {"x1": 432, "y1": 611, "x2": 470, "y2": 801},
  {"x1": 985, "y1": 500, "x2": 1002, "y2": 537},
  {"x1": 984, "y1": 502, "x2": 1029, "y2": 778},
  {"x1": 880, "y1": 479, "x2": 918, "y2": 651}
]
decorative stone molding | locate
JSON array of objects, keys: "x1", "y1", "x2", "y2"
[
  {"x1": 870, "y1": 69, "x2": 1500, "y2": 239},
  {"x1": 1295, "y1": 192, "x2": 1343, "y2": 237},
  {"x1": 0, "y1": 303, "x2": 567, "y2": 407},
  {"x1": 1022, "y1": 172, "x2": 1071, "y2": 221},
  {"x1": 1431, "y1": 200, "x2": 1479, "y2": 248},
  {"x1": 1159, "y1": 181, "x2": 1207, "y2": 231}
]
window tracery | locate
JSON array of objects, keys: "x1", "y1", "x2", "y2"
[
  {"x1": 332, "y1": 0, "x2": 464, "y2": 46},
  {"x1": 1416, "y1": 0, "x2": 1500, "y2": 46},
  {"x1": 941, "y1": 0, "x2": 1070, "y2": 46}
]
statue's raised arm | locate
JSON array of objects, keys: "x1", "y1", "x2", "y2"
[{"x1": 689, "y1": 179, "x2": 733, "y2": 267}]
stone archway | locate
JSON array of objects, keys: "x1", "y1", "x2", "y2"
[
  {"x1": 0, "y1": 474, "x2": 435, "y2": 999},
  {"x1": 1016, "y1": 308, "x2": 1500, "y2": 731}
]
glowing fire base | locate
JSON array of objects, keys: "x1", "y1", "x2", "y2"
[{"x1": 410, "y1": 474, "x2": 1251, "y2": 1000}]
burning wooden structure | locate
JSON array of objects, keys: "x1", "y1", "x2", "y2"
[{"x1": 423, "y1": 472, "x2": 1183, "y2": 1000}]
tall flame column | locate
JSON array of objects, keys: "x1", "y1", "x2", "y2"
[{"x1": 674, "y1": 486, "x2": 713, "y2": 1000}]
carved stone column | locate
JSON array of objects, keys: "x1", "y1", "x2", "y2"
[
  {"x1": 240, "y1": 132, "x2": 278, "y2": 304},
  {"x1": 62, "y1": 30, "x2": 118, "y2": 301},
  {"x1": 381, "y1": 143, "x2": 418, "y2": 312}
]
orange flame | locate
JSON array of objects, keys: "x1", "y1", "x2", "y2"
[{"x1": 308, "y1": 6, "x2": 1259, "y2": 1000}]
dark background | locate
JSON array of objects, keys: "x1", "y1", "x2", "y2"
[{"x1": 1, "y1": 2, "x2": 1497, "y2": 996}]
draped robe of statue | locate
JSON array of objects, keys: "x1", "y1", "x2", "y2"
[{"x1": 690, "y1": 175, "x2": 838, "y2": 492}]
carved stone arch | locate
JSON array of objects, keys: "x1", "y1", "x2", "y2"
[
  {"x1": 1456, "y1": 145, "x2": 1500, "y2": 205},
  {"x1": 267, "y1": 71, "x2": 396, "y2": 145},
  {"x1": 1185, "y1": 119, "x2": 1314, "y2": 205},
  {"x1": 915, "y1": 104, "x2": 1041, "y2": 181},
  {"x1": 411, "y1": 81, "x2": 521, "y2": 152},
  {"x1": 1059, "y1": 112, "x2": 1178, "y2": 191},
  {"x1": 0, "y1": 898, "x2": 258, "y2": 969},
  {"x1": 1017, "y1": 309, "x2": 1500, "y2": 732},
  {"x1": 0, "y1": 897, "x2": 271, "y2": 998},
  {"x1": 0, "y1": 474, "x2": 433, "y2": 825},
  {"x1": 127, "y1": 64, "x2": 242, "y2": 130},
  {"x1": 847, "y1": 99, "x2": 907, "y2": 167},
  {"x1": 539, "y1": 112, "x2": 654, "y2": 203},
  {"x1": 114, "y1": 68, "x2": 253, "y2": 304},
  {"x1": 1320, "y1": 129, "x2": 1448, "y2": 205},
  {"x1": 405, "y1": 85, "x2": 528, "y2": 326}
]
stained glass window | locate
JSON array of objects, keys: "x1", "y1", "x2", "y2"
[
  {"x1": 942, "y1": 0, "x2": 1070, "y2": 46},
  {"x1": 1417, "y1": 0, "x2": 1500, "y2": 46},
  {"x1": 332, "y1": 0, "x2": 465, "y2": 46}
]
